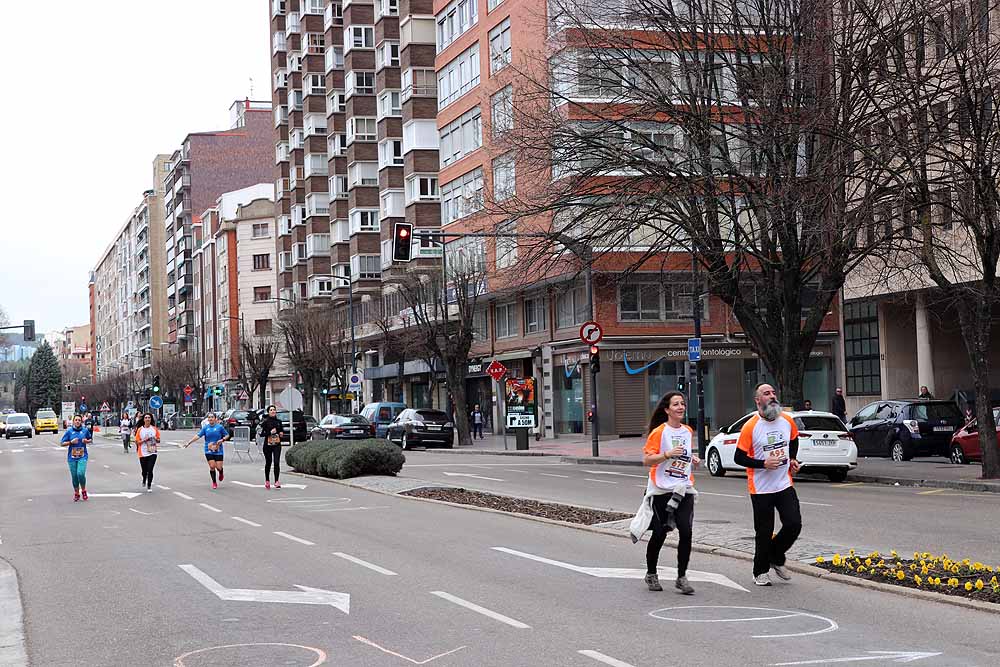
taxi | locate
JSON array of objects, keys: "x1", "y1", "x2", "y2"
[{"x1": 34, "y1": 408, "x2": 60, "y2": 434}]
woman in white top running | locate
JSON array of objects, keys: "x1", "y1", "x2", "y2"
[
  {"x1": 134, "y1": 412, "x2": 161, "y2": 492},
  {"x1": 120, "y1": 414, "x2": 132, "y2": 452}
]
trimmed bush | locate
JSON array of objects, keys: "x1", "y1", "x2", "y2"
[{"x1": 285, "y1": 438, "x2": 404, "y2": 479}]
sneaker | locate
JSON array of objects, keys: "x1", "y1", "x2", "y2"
[
  {"x1": 265, "y1": 481, "x2": 270, "y2": 490},
  {"x1": 754, "y1": 573, "x2": 772, "y2": 586},
  {"x1": 74, "y1": 492, "x2": 80, "y2": 502},
  {"x1": 212, "y1": 482, "x2": 218, "y2": 490},
  {"x1": 675, "y1": 576, "x2": 695, "y2": 595},
  {"x1": 146, "y1": 487, "x2": 152, "y2": 493},
  {"x1": 81, "y1": 490, "x2": 88, "y2": 501},
  {"x1": 274, "y1": 482, "x2": 281, "y2": 489},
  {"x1": 218, "y1": 470, "x2": 224, "y2": 482},
  {"x1": 644, "y1": 573, "x2": 663, "y2": 591},
  {"x1": 772, "y1": 565, "x2": 792, "y2": 581}
]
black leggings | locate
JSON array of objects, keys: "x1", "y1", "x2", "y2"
[
  {"x1": 264, "y1": 445, "x2": 282, "y2": 483},
  {"x1": 646, "y1": 492, "x2": 694, "y2": 576},
  {"x1": 139, "y1": 454, "x2": 157, "y2": 487},
  {"x1": 750, "y1": 486, "x2": 802, "y2": 576}
]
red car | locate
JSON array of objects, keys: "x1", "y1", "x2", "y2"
[{"x1": 949, "y1": 408, "x2": 1000, "y2": 464}]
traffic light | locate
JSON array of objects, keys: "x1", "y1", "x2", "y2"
[
  {"x1": 213, "y1": 385, "x2": 224, "y2": 397},
  {"x1": 589, "y1": 345, "x2": 601, "y2": 374},
  {"x1": 22, "y1": 320, "x2": 35, "y2": 342},
  {"x1": 392, "y1": 222, "x2": 413, "y2": 262},
  {"x1": 587, "y1": 408, "x2": 595, "y2": 423},
  {"x1": 676, "y1": 374, "x2": 687, "y2": 392},
  {"x1": 151, "y1": 375, "x2": 161, "y2": 394}
]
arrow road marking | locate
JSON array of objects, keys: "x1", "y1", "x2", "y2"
[
  {"x1": 353, "y1": 636, "x2": 466, "y2": 664},
  {"x1": 579, "y1": 650, "x2": 636, "y2": 667},
  {"x1": 773, "y1": 651, "x2": 942, "y2": 665},
  {"x1": 178, "y1": 564, "x2": 350, "y2": 613},
  {"x1": 231, "y1": 480, "x2": 308, "y2": 489},
  {"x1": 493, "y1": 547, "x2": 748, "y2": 592},
  {"x1": 441, "y1": 472, "x2": 505, "y2": 482},
  {"x1": 430, "y1": 591, "x2": 530, "y2": 628},
  {"x1": 86, "y1": 492, "x2": 143, "y2": 499}
]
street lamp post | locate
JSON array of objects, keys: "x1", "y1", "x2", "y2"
[{"x1": 330, "y1": 273, "x2": 357, "y2": 412}]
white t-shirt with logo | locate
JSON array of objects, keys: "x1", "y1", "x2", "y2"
[
  {"x1": 137, "y1": 426, "x2": 159, "y2": 457},
  {"x1": 644, "y1": 423, "x2": 695, "y2": 490},
  {"x1": 736, "y1": 412, "x2": 798, "y2": 494}
]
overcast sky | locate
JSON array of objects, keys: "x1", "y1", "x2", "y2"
[{"x1": 0, "y1": 1, "x2": 272, "y2": 335}]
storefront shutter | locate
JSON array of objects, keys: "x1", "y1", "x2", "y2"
[{"x1": 613, "y1": 362, "x2": 648, "y2": 436}]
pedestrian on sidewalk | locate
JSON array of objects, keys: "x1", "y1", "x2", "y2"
[
  {"x1": 184, "y1": 412, "x2": 230, "y2": 489},
  {"x1": 134, "y1": 412, "x2": 160, "y2": 492},
  {"x1": 734, "y1": 383, "x2": 802, "y2": 587},
  {"x1": 918, "y1": 385, "x2": 934, "y2": 399},
  {"x1": 259, "y1": 405, "x2": 284, "y2": 489},
  {"x1": 120, "y1": 413, "x2": 132, "y2": 452},
  {"x1": 831, "y1": 388, "x2": 847, "y2": 423},
  {"x1": 633, "y1": 391, "x2": 699, "y2": 595},
  {"x1": 471, "y1": 404, "x2": 485, "y2": 439},
  {"x1": 61, "y1": 415, "x2": 92, "y2": 502}
]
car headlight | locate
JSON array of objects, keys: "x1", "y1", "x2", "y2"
[{"x1": 444, "y1": 422, "x2": 454, "y2": 428}]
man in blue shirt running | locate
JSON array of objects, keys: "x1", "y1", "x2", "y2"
[
  {"x1": 60, "y1": 415, "x2": 93, "y2": 502},
  {"x1": 185, "y1": 412, "x2": 231, "y2": 489}
]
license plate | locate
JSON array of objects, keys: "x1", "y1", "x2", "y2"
[
  {"x1": 350, "y1": 430, "x2": 362, "y2": 434},
  {"x1": 427, "y1": 425, "x2": 440, "y2": 430},
  {"x1": 934, "y1": 426, "x2": 953, "y2": 432},
  {"x1": 812, "y1": 438, "x2": 837, "y2": 446}
]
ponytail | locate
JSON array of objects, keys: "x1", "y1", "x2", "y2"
[{"x1": 647, "y1": 391, "x2": 686, "y2": 434}]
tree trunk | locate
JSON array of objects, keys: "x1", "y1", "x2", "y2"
[
  {"x1": 258, "y1": 372, "x2": 270, "y2": 410},
  {"x1": 957, "y1": 295, "x2": 1000, "y2": 478},
  {"x1": 446, "y1": 363, "x2": 472, "y2": 446}
]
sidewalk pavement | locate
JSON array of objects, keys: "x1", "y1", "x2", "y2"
[{"x1": 454, "y1": 433, "x2": 1000, "y2": 493}]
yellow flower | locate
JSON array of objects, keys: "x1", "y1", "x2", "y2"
[
  {"x1": 914, "y1": 575, "x2": 922, "y2": 586},
  {"x1": 974, "y1": 562, "x2": 984, "y2": 572},
  {"x1": 920, "y1": 566, "x2": 929, "y2": 576},
  {"x1": 865, "y1": 558, "x2": 872, "y2": 567},
  {"x1": 896, "y1": 570, "x2": 905, "y2": 580},
  {"x1": 990, "y1": 576, "x2": 998, "y2": 586},
  {"x1": 890, "y1": 550, "x2": 898, "y2": 558},
  {"x1": 976, "y1": 580, "x2": 984, "y2": 591},
  {"x1": 857, "y1": 566, "x2": 866, "y2": 573},
  {"x1": 849, "y1": 549, "x2": 855, "y2": 557},
  {"x1": 816, "y1": 556, "x2": 825, "y2": 564},
  {"x1": 962, "y1": 559, "x2": 971, "y2": 567},
  {"x1": 934, "y1": 577, "x2": 942, "y2": 585},
  {"x1": 910, "y1": 564, "x2": 917, "y2": 571},
  {"x1": 965, "y1": 582, "x2": 973, "y2": 591},
  {"x1": 952, "y1": 566, "x2": 960, "y2": 574},
  {"x1": 833, "y1": 555, "x2": 842, "y2": 566},
  {"x1": 922, "y1": 552, "x2": 931, "y2": 559}
]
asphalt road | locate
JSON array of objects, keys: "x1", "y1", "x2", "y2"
[{"x1": 0, "y1": 433, "x2": 997, "y2": 666}]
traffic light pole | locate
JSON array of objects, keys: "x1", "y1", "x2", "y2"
[{"x1": 692, "y1": 253, "x2": 707, "y2": 458}]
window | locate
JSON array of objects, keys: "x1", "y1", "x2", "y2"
[
  {"x1": 473, "y1": 308, "x2": 488, "y2": 340},
  {"x1": 332, "y1": 218, "x2": 349, "y2": 243},
  {"x1": 304, "y1": 0, "x2": 324, "y2": 14},
  {"x1": 254, "y1": 319, "x2": 273, "y2": 336},
  {"x1": 346, "y1": 25, "x2": 375, "y2": 51},
  {"x1": 492, "y1": 153, "x2": 515, "y2": 200},
  {"x1": 495, "y1": 302, "x2": 518, "y2": 338},
  {"x1": 306, "y1": 32, "x2": 325, "y2": 55},
  {"x1": 325, "y1": 46, "x2": 344, "y2": 71},
  {"x1": 489, "y1": 19, "x2": 511, "y2": 73},
  {"x1": 352, "y1": 254, "x2": 382, "y2": 280},
  {"x1": 844, "y1": 300, "x2": 881, "y2": 395},
  {"x1": 380, "y1": 190, "x2": 404, "y2": 218},
  {"x1": 348, "y1": 161, "x2": 379, "y2": 187},
  {"x1": 347, "y1": 117, "x2": 377, "y2": 143},
  {"x1": 328, "y1": 132, "x2": 347, "y2": 156},
  {"x1": 438, "y1": 43, "x2": 480, "y2": 109},
  {"x1": 305, "y1": 73, "x2": 325, "y2": 96},
  {"x1": 402, "y1": 68, "x2": 437, "y2": 100},
  {"x1": 440, "y1": 167, "x2": 484, "y2": 224},
  {"x1": 488, "y1": 0, "x2": 504, "y2": 9},
  {"x1": 577, "y1": 52, "x2": 621, "y2": 99},
  {"x1": 491, "y1": 85, "x2": 513, "y2": 136},
  {"x1": 495, "y1": 220, "x2": 517, "y2": 268},
  {"x1": 556, "y1": 284, "x2": 589, "y2": 328},
  {"x1": 252, "y1": 254, "x2": 271, "y2": 271},
  {"x1": 331, "y1": 175, "x2": 349, "y2": 199},
  {"x1": 327, "y1": 90, "x2": 346, "y2": 115},
  {"x1": 377, "y1": 90, "x2": 402, "y2": 118},
  {"x1": 350, "y1": 209, "x2": 380, "y2": 233},
  {"x1": 376, "y1": 41, "x2": 400, "y2": 69},
  {"x1": 379, "y1": 139, "x2": 404, "y2": 167},
  {"x1": 254, "y1": 286, "x2": 272, "y2": 302},
  {"x1": 346, "y1": 71, "x2": 375, "y2": 97},
  {"x1": 251, "y1": 223, "x2": 270, "y2": 238},
  {"x1": 376, "y1": 0, "x2": 399, "y2": 18},
  {"x1": 310, "y1": 276, "x2": 334, "y2": 297},
  {"x1": 933, "y1": 188, "x2": 953, "y2": 230},
  {"x1": 619, "y1": 282, "x2": 662, "y2": 320},
  {"x1": 406, "y1": 175, "x2": 439, "y2": 203},
  {"x1": 439, "y1": 106, "x2": 482, "y2": 167},
  {"x1": 524, "y1": 296, "x2": 547, "y2": 333},
  {"x1": 437, "y1": 0, "x2": 478, "y2": 52}
]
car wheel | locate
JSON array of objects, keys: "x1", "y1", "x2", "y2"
[
  {"x1": 401, "y1": 432, "x2": 409, "y2": 451},
  {"x1": 707, "y1": 448, "x2": 726, "y2": 477},
  {"x1": 950, "y1": 444, "x2": 968, "y2": 465},
  {"x1": 890, "y1": 440, "x2": 911, "y2": 462},
  {"x1": 826, "y1": 469, "x2": 849, "y2": 483}
]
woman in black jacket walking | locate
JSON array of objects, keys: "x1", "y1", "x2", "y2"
[{"x1": 259, "y1": 405, "x2": 285, "y2": 489}]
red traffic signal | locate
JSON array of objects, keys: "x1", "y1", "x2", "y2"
[
  {"x1": 589, "y1": 345, "x2": 601, "y2": 373},
  {"x1": 392, "y1": 222, "x2": 414, "y2": 262},
  {"x1": 587, "y1": 409, "x2": 595, "y2": 422}
]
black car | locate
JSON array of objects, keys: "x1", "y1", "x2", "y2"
[
  {"x1": 848, "y1": 399, "x2": 965, "y2": 460},
  {"x1": 254, "y1": 408, "x2": 309, "y2": 444},
  {"x1": 223, "y1": 409, "x2": 259, "y2": 434},
  {"x1": 4, "y1": 413, "x2": 33, "y2": 439},
  {"x1": 311, "y1": 414, "x2": 375, "y2": 440},
  {"x1": 386, "y1": 409, "x2": 454, "y2": 450}
]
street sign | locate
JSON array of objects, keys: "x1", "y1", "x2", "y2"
[
  {"x1": 278, "y1": 386, "x2": 304, "y2": 411},
  {"x1": 99, "y1": 402, "x2": 111, "y2": 412},
  {"x1": 348, "y1": 373, "x2": 362, "y2": 393},
  {"x1": 486, "y1": 360, "x2": 508, "y2": 382},
  {"x1": 688, "y1": 337, "x2": 702, "y2": 362},
  {"x1": 579, "y1": 321, "x2": 604, "y2": 345},
  {"x1": 183, "y1": 385, "x2": 194, "y2": 397},
  {"x1": 504, "y1": 377, "x2": 537, "y2": 429},
  {"x1": 79, "y1": 403, "x2": 88, "y2": 413},
  {"x1": 184, "y1": 395, "x2": 194, "y2": 405},
  {"x1": 149, "y1": 395, "x2": 164, "y2": 410},
  {"x1": 237, "y1": 390, "x2": 249, "y2": 401},
  {"x1": 61, "y1": 401, "x2": 76, "y2": 422}
]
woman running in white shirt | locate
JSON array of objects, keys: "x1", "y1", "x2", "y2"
[{"x1": 134, "y1": 412, "x2": 160, "y2": 492}]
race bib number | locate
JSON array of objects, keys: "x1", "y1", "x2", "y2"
[
  {"x1": 666, "y1": 435, "x2": 690, "y2": 479},
  {"x1": 70, "y1": 447, "x2": 85, "y2": 459},
  {"x1": 146, "y1": 442, "x2": 157, "y2": 454},
  {"x1": 208, "y1": 442, "x2": 220, "y2": 452},
  {"x1": 763, "y1": 431, "x2": 788, "y2": 465}
]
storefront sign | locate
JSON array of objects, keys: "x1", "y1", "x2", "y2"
[
  {"x1": 467, "y1": 358, "x2": 485, "y2": 375},
  {"x1": 504, "y1": 377, "x2": 536, "y2": 429}
]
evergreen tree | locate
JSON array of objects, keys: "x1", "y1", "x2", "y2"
[{"x1": 27, "y1": 342, "x2": 62, "y2": 416}]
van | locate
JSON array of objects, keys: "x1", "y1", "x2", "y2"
[
  {"x1": 34, "y1": 408, "x2": 59, "y2": 434},
  {"x1": 361, "y1": 402, "x2": 406, "y2": 439}
]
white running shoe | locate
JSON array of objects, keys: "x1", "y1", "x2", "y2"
[
  {"x1": 772, "y1": 565, "x2": 791, "y2": 581},
  {"x1": 754, "y1": 573, "x2": 773, "y2": 586},
  {"x1": 146, "y1": 487, "x2": 152, "y2": 493}
]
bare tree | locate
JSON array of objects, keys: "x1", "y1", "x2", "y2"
[
  {"x1": 371, "y1": 307, "x2": 424, "y2": 404},
  {"x1": 276, "y1": 305, "x2": 342, "y2": 416},
  {"x1": 157, "y1": 354, "x2": 203, "y2": 413},
  {"x1": 239, "y1": 335, "x2": 280, "y2": 410}
]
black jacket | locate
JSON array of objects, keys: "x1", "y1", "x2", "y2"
[{"x1": 259, "y1": 416, "x2": 284, "y2": 442}]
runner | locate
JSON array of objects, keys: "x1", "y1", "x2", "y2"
[
  {"x1": 734, "y1": 383, "x2": 803, "y2": 586},
  {"x1": 119, "y1": 413, "x2": 132, "y2": 452},
  {"x1": 637, "y1": 391, "x2": 699, "y2": 594},
  {"x1": 259, "y1": 405, "x2": 284, "y2": 490},
  {"x1": 60, "y1": 415, "x2": 92, "y2": 502},
  {"x1": 134, "y1": 412, "x2": 160, "y2": 492},
  {"x1": 184, "y1": 412, "x2": 230, "y2": 489}
]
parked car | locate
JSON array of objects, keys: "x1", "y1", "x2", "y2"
[
  {"x1": 4, "y1": 413, "x2": 33, "y2": 439},
  {"x1": 222, "y1": 409, "x2": 259, "y2": 435},
  {"x1": 361, "y1": 402, "x2": 407, "y2": 439},
  {"x1": 311, "y1": 414, "x2": 375, "y2": 440},
  {"x1": 948, "y1": 407, "x2": 1000, "y2": 464},
  {"x1": 33, "y1": 408, "x2": 59, "y2": 434},
  {"x1": 0, "y1": 414, "x2": 8, "y2": 438},
  {"x1": 386, "y1": 408, "x2": 455, "y2": 450},
  {"x1": 706, "y1": 410, "x2": 858, "y2": 482},
  {"x1": 253, "y1": 408, "x2": 309, "y2": 444},
  {"x1": 304, "y1": 415, "x2": 318, "y2": 432},
  {"x1": 848, "y1": 399, "x2": 964, "y2": 461}
]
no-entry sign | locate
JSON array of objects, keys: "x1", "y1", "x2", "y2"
[{"x1": 579, "y1": 321, "x2": 603, "y2": 345}]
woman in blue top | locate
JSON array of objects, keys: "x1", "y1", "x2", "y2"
[
  {"x1": 184, "y1": 412, "x2": 231, "y2": 489},
  {"x1": 60, "y1": 414, "x2": 93, "y2": 501}
]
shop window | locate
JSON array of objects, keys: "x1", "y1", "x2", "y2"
[{"x1": 844, "y1": 300, "x2": 881, "y2": 395}]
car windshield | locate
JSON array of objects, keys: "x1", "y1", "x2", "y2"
[
  {"x1": 416, "y1": 410, "x2": 449, "y2": 422},
  {"x1": 909, "y1": 403, "x2": 962, "y2": 421},
  {"x1": 8, "y1": 416, "x2": 29, "y2": 424},
  {"x1": 795, "y1": 416, "x2": 846, "y2": 432},
  {"x1": 37, "y1": 410, "x2": 56, "y2": 419}
]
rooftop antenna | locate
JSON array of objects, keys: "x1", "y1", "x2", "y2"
[{"x1": 249, "y1": 77, "x2": 255, "y2": 99}]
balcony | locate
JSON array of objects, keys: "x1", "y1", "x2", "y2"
[
  {"x1": 293, "y1": 242, "x2": 307, "y2": 264},
  {"x1": 285, "y1": 12, "x2": 300, "y2": 37},
  {"x1": 278, "y1": 215, "x2": 291, "y2": 236},
  {"x1": 274, "y1": 105, "x2": 288, "y2": 128},
  {"x1": 271, "y1": 0, "x2": 285, "y2": 16},
  {"x1": 304, "y1": 157, "x2": 328, "y2": 179},
  {"x1": 324, "y1": 2, "x2": 343, "y2": 29},
  {"x1": 276, "y1": 142, "x2": 290, "y2": 163},
  {"x1": 274, "y1": 69, "x2": 288, "y2": 90},
  {"x1": 273, "y1": 32, "x2": 287, "y2": 54},
  {"x1": 276, "y1": 177, "x2": 290, "y2": 198},
  {"x1": 306, "y1": 233, "x2": 331, "y2": 258},
  {"x1": 289, "y1": 166, "x2": 305, "y2": 190},
  {"x1": 279, "y1": 251, "x2": 294, "y2": 272},
  {"x1": 306, "y1": 192, "x2": 330, "y2": 217},
  {"x1": 304, "y1": 114, "x2": 327, "y2": 137}
]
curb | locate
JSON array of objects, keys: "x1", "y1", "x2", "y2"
[
  {"x1": 287, "y1": 470, "x2": 1000, "y2": 614},
  {"x1": 0, "y1": 558, "x2": 28, "y2": 666},
  {"x1": 845, "y1": 473, "x2": 1000, "y2": 494}
]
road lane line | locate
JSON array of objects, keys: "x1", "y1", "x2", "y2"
[
  {"x1": 231, "y1": 516, "x2": 262, "y2": 527},
  {"x1": 174, "y1": 492, "x2": 194, "y2": 500},
  {"x1": 831, "y1": 482, "x2": 865, "y2": 488},
  {"x1": 103, "y1": 465, "x2": 111, "y2": 469},
  {"x1": 129, "y1": 508, "x2": 153, "y2": 516},
  {"x1": 156, "y1": 485, "x2": 171, "y2": 490},
  {"x1": 333, "y1": 552, "x2": 398, "y2": 575},
  {"x1": 539, "y1": 473, "x2": 570, "y2": 478},
  {"x1": 274, "y1": 531, "x2": 315, "y2": 546},
  {"x1": 199, "y1": 503, "x2": 222, "y2": 513},
  {"x1": 119, "y1": 471, "x2": 128, "y2": 476},
  {"x1": 699, "y1": 492, "x2": 745, "y2": 499},
  {"x1": 504, "y1": 469, "x2": 531, "y2": 473},
  {"x1": 353, "y1": 635, "x2": 466, "y2": 664},
  {"x1": 429, "y1": 591, "x2": 530, "y2": 628},
  {"x1": 579, "y1": 650, "x2": 636, "y2": 667},
  {"x1": 918, "y1": 488, "x2": 947, "y2": 495},
  {"x1": 799, "y1": 501, "x2": 833, "y2": 507},
  {"x1": 584, "y1": 478, "x2": 618, "y2": 484}
]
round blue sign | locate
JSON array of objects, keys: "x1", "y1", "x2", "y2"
[
  {"x1": 79, "y1": 404, "x2": 88, "y2": 413},
  {"x1": 149, "y1": 395, "x2": 163, "y2": 409}
]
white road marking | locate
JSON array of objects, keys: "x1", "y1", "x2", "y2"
[
  {"x1": 11, "y1": 450, "x2": 22, "y2": 453},
  {"x1": 119, "y1": 471, "x2": 128, "y2": 476},
  {"x1": 773, "y1": 651, "x2": 942, "y2": 665},
  {"x1": 429, "y1": 591, "x2": 530, "y2": 629},
  {"x1": 178, "y1": 564, "x2": 349, "y2": 613},
  {"x1": 304, "y1": 506, "x2": 390, "y2": 512},
  {"x1": 698, "y1": 492, "x2": 745, "y2": 499},
  {"x1": 231, "y1": 516, "x2": 262, "y2": 527},
  {"x1": 129, "y1": 508, "x2": 153, "y2": 516},
  {"x1": 504, "y1": 469, "x2": 531, "y2": 473},
  {"x1": 649, "y1": 606, "x2": 838, "y2": 638},
  {"x1": 199, "y1": 503, "x2": 222, "y2": 513},
  {"x1": 231, "y1": 480, "x2": 308, "y2": 489},
  {"x1": 156, "y1": 485, "x2": 171, "y2": 490},
  {"x1": 174, "y1": 492, "x2": 194, "y2": 500},
  {"x1": 274, "y1": 531, "x2": 315, "y2": 546},
  {"x1": 587, "y1": 471, "x2": 646, "y2": 479},
  {"x1": 103, "y1": 465, "x2": 111, "y2": 469},
  {"x1": 584, "y1": 478, "x2": 618, "y2": 484},
  {"x1": 799, "y1": 501, "x2": 833, "y2": 507},
  {"x1": 441, "y1": 472, "x2": 504, "y2": 481},
  {"x1": 579, "y1": 650, "x2": 636, "y2": 667},
  {"x1": 332, "y1": 552, "x2": 398, "y2": 576},
  {"x1": 538, "y1": 473, "x2": 570, "y2": 478},
  {"x1": 86, "y1": 492, "x2": 143, "y2": 499},
  {"x1": 353, "y1": 636, "x2": 466, "y2": 664}
]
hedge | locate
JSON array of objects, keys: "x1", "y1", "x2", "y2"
[{"x1": 285, "y1": 438, "x2": 405, "y2": 479}]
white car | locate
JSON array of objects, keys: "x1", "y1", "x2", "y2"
[{"x1": 705, "y1": 410, "x2": 858, "y2": 482}]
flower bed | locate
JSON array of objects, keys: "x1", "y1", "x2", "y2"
[{"x1": 815, "y1": 550, "x2": 1000, "y2": 604}]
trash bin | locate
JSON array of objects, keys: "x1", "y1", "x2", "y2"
[{"x1": 514, "y1": 428, "x2": 529, "y2": 450}]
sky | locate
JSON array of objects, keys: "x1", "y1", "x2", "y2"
[{"x1": 0, "y1": 1, "x2": 272, "y2": 335}]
